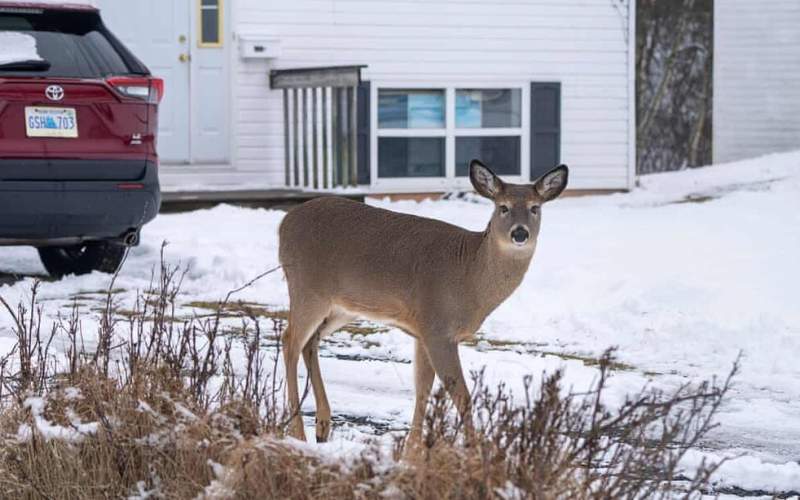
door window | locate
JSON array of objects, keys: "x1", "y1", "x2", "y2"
[{"x1": 199, "y1": 0, "x2": 222, "y2": 47}]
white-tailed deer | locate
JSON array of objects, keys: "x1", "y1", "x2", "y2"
[{"x1": 278, "y1": 159, "x2": 568, "y2": 448}]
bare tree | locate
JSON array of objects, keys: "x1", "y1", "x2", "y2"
[{"x1": 637, "y1": 0, "x2": 714, "y2": 174}]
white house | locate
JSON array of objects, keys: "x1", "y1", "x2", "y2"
[
  {"x1": 94, "y1": 0, "x2": 636, "y2": 195},
  {"x1": 714, "y1": 1, "x2": 800, "y2": 164}
]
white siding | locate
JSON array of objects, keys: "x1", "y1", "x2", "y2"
[
  {"x1": 232, "y1": 0, "x2": 633, "y2": 190},
  {"x1": 714, "y1": 1, "x2": 800, "y2": 164}
]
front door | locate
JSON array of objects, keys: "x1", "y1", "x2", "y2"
[{"x1": 96, "y1": 0, "x2": 191, "y2": 164}]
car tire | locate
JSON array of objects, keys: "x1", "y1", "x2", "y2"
[{"x1": 37, "y1": 242, "x2": 127, "y2": 277}]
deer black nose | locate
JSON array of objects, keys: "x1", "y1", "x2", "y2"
[{"x1": 511, "y1": 226, "x2": 529, "y2": 244}]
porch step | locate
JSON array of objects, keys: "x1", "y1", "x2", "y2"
[{"x1": 160, "y1": 189, "x2": 365, "y2": 213}]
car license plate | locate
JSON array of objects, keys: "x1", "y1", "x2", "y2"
[{"x1": 25, "y1": 107, "x2": 78, "y2": 138}]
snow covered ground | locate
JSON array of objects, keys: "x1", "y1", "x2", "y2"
[{"x1": 1, "y1": 151, "x2": 799, "y2": 494}]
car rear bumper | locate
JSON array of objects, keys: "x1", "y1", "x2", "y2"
[{"x1": 0, "y1": 160, "x2": 160, "y2": 246}]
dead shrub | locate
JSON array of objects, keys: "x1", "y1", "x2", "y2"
[
  {"x1": 203, "y1": 356, "x2": 732, "y2": 500},
  {"x1": 0, "y1": 366, "x2": 264, "y2": 498}
]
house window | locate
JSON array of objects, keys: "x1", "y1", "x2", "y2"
[
  {"x1": 378, "y1": 89, "x2": 446, "y2": 178},
  {"x1": 376, "y1": 87, "x2": 524, "y2": 183},
  {"x1": 199, "y1": 0, "x2": 222, "y2": 47},
  {"x1": 455, "y1": 136, "x2": 521, "y2": 177},
  {"x1": 379, "y1": 89, "x2": 445, "y2": 129},
  {"x1": 456, "y1": 89, "x2": 521, "y2": 128},
  {"x1": 455, "y1": 89, "x2": 522, "y2": 176},
  {"x1": 379, "y1": 137, "x2": 445, "y2": 178}
]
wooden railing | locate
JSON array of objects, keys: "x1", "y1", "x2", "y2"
[{"x1": 270, "y1": 66, "x2": 366, "y2": 190}]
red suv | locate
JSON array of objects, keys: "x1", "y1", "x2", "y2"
[{"x1": 0, "y1": 2, "x2": 162, "y2": 276}]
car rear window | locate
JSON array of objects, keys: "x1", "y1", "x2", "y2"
[{"x1": 0, "y1": 9, "x2": 137, "y2": 78}]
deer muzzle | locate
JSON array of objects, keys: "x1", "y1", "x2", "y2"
[{"x1": 511, "y1": 226, "x2": 530, "y2": 245}]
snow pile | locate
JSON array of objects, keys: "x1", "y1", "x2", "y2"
[
  {"x1": 0, "y1": 32, "x2": 43, "y2": 65},
  {"x1": 684, "y1": 449, "x2": 800, "y2": 494},
  {"x1": 633, "y1": 150, "x2": 799, "y2": 205}
]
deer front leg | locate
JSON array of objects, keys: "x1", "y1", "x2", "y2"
[
  {"x1": 423, "y1": 336, "x2": 474, "y2": 437},
  {"x1": 404, "y1": 339, "x2": 435, "y2": 459},
  {"x1": 283, "y1": 323, "x2": 306, "y2": 441}
]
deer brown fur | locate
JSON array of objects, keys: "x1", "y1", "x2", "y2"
[{"x1": 278, "y1": 159, "x2": 569, "y2": 451}]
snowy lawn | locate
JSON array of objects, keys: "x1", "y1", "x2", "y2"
[{"x1": 1, "y1": 151, "x2": 799, "y2": 493}]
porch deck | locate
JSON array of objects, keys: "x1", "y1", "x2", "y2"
[
  {"x1": 157, "y1": 163, "x2": 365, "y2": 212},
  {"x1": 160, "y1": 188, "x2": 366, "y2": 213}
]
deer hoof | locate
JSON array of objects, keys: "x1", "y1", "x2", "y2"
[
  {"x1": 316, "y1": 418, "x2": 331, "y2": 443},
  {"x1": 401, "y1": 437, "x2": 425, "y2": 463},
  {"x1": 288, "y1": 418, "x2": 307, "y2": 441}
]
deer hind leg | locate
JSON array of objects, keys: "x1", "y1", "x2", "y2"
[
  {"x1": 423, "y1": 337, "x2": 474, "y2": 437},
  {"x1": 302, "y1": 311, "x2": 353, "y2": 443},
  {"x1": 404, "y1": 339, "x2": 435, "y2": 460},
  {"x1": 283, "y1": 299, "x2": 329, "y2": 441}
]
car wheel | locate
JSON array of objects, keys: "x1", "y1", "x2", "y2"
[{"x1": 37, "y1": 242, "x2": 127, "y2": 277}]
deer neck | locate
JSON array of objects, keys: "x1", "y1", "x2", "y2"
[{"x1": 471, "y1": 226, "x2": 535, "y2": 313}]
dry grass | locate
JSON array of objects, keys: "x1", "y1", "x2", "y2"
[
  {"x1": 0, "y1": 368, "x2": 258, "y2": 498},
  {"x1": 0, "y1": 247, "x2": 735, "y2": 499}
]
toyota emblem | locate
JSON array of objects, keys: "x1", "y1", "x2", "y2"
[{"x1": 45, "y1": 85, "x2": 64, "y2": 101}]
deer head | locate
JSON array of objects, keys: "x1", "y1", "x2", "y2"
[{"x1": 469, "y1": 159, "x2": 569, "y2": 253}]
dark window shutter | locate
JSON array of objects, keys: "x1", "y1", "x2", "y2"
[
  {"x1": 530, "y1": 82, "x2": 561, "y2": 180},
  {"x1": 357, "y1": 81, "x2": 371, "y2": 185}
]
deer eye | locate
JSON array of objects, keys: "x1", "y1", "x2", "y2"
[
  {"x1": 499, "y1": 205, "x2": 509, "y2": 214},
  {"x1": 530, "y1": 205, "x2": 540, "y2": 215}
]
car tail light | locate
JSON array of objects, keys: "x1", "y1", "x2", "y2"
[{"x1": 107, "y1": 77, "x2": 165, "y2": 104}]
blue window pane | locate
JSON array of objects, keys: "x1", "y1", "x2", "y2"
[
  {"x1": 456, "y1": 136, "x2": 520, "y2": 176},
  {"x1": 456, "y1": 89, "x2": 521, "y2": 128},
  {"x1": 379, "y1": 137, "x2": 445, "y2": 177},
  {"x1": 201, "y1": 9, "x2": 220, "y2": 44},
  {"x1": 378, "y1": 89, "x2": 445, "y2": 128},
  {"x1": 455, "y1": 92, "x2": 482, "y2": 128}
]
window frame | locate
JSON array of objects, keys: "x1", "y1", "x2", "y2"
[
  {"x1": 198, "y1": 0, "x2": 223, "y2": 48},
  {"x1": 371, "y1": 83, "x2": 529, "y2": 192}
]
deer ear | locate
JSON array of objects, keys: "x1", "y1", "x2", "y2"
[
  {"x1": 469, "y1": 159, "x2": 504, "y2": 199},
  {"x1": 534, "y1": 164, "x2": 569, "y2": 202}
]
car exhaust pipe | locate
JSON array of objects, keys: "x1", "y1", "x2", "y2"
[{"x1": 121, "y1": 230, "x2": 139, "y2": 247}]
